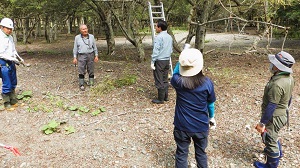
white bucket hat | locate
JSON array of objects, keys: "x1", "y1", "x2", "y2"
[
  {"x1": 179, "y1": 48, "x2": 203, "y2": 77},
  {"x1": 268, "y1": 51, "x2": 295, "y2": 73}
]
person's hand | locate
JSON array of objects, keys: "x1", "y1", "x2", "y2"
[
  {"x1": 255, "y1": 123, "x2": 265, "y2": 134},
  {"x1": 183, "y1": 43, "x2": 191, "y2": 50},
  {"x1": 209, "y1": 117, "x2": 216, "y2": 130},
  {"x1": 94, "y1": 56, "x2": 99, "y2": 63},
  {"x1": 151, "y1": 63, "x2": 155, "y2": 70},
  {"x1": 73, "y1": 58, "x2": 77, "y2": 65}
]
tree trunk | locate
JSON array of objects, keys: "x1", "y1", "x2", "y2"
[
  {"x1": 23, "y1": 18, "x2": 29, "y2": 44},
  {"x1": 135, "y1": 38, "x2": 145, "y2": 62},
  {"x1": 66, "y1": 19, "x2": 71, "y2": 34},
  {"x1": 104, "y1": 11, "x2": 115, "y2": 56},
  {"x1": 53, "y1": 20, "x2": 57, "y2": 41},
  {"x1": 194, "y1": 0, "x2": 211, "y2": 53},
  {"x1": 45, "y1": 15, "x2": 50, "y2": 43},
  {"x1": 35, "y1": 18, "x2": 41, "y2": 39},
  {"x1": 84, "y1": 0, "x2": 116, "y2": 56}
]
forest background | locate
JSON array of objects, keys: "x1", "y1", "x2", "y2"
[{"x1": 0, "y1": 0, "x2": 300, "y2": 168}]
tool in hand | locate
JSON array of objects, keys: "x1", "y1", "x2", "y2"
[{"x1": 14, "y1": 52, "x2": 25, "y2": 66}]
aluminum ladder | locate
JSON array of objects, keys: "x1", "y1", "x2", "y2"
[{"x1": 148, "y1": 1, "x2": 173, "y2": 76}]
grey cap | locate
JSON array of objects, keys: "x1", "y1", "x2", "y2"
[{"x1": 268, "y1": 51, "x2": 295, "y2": 73}]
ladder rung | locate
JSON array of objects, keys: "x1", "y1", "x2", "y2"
[
  {"x1": 153, "y1": 17, "x2": 165, "y2": 20},
  {"x1": 152, "y1": 12, "x2": 162, "y2": 14},
  {"x1": 151, "y1": 6, "x2": 162, "y2": 8}
]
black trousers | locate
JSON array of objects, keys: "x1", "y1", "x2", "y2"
[
  {"x1": 153, "y1": 60, "x2": 169, "y2": 89},
  {"x1": 174, "y1": 128, "x2": 208, "y2": 168}
]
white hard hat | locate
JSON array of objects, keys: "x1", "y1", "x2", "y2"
[{"x1": 0, "y1": 18, "x2": 14, "y2": 29}]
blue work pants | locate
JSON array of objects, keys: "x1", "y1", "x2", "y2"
[{"x1": 0, "y1": 59, "x2": 17, "y2": 94}]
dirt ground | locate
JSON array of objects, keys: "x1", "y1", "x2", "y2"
[{"x1": 0, "y1": 32, "x2": 299, "y2": 168}]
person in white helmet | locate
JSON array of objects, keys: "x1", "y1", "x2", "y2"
[{"x1": 0, "y1": 18, "x2": 21, "y2": 110}]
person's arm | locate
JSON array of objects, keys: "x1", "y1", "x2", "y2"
[
  {"x1": 256, "y1": 102, "x2": 277, "y2": 133},
  {"x1": 208, "y1": 102, "x2": 215, "y2": 118},
  {"x1": 173, "y1": 62, "x2": 180, "y2": 75},
  {"x1": 208, "y1": 102, "x2": 216, "y2": 129},
  {"x1": 73, "y1": 36, "x2": 78, "y2": 64},
  {"x1": 260, "y1": 102, "x2": 277, "y2": 124},
  {"x1": 91, "y1": 35, "x2": 99, "y2": 62},
  {"x1": 73, "y1": 36, "x2": 78, "y2": 58},
  {"x1": 151, "y1": 36, "x2": 162, "y2": 64}
]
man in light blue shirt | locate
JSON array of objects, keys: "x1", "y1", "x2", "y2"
[
  {"x1": 73, "y1": 24, "x2": 98, "y2": 91},
  {"x1": 151, "y1": 19, "x2": 173, "y2": 104}
]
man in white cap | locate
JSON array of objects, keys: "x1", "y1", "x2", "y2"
[
  {"x1": 254, "y1": 51, "x2": 295, "y2": 168},
  {"x1": 0, "y1": 18, "x2": 22, "y2": 110},
  {"x1": 171, "y1": 48, "x2": 216, "y2": 167}
]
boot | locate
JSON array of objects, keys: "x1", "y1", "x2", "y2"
[
  {"x1": 10, "y1": 89, "x2": 18, "y2": 106},
  {"x1": 253, "y1": 156, "x2": 279, "y2": 168},
  {"x1": 88, "y1": 78, "x2": 94, "y2": 86},
  {"x1": 79, "y1": 78, "x2": 85, "y2": 91},
  {"x1": 2, "y1": 93, "x2": 15, "y2": 111},
  {"x1": 164, "y1": 87, "x2": 169, "y2": 101},
  {"x1": 152, "y1": 89, "x2": 165, "y2": 104}
]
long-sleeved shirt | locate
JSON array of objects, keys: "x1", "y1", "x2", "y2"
[
  {"x1": 0, "y1": 30, "x2": 18, "y2": 62},
  {"x1": 73, "y1": 34, "x2": 98, "y2": 58},
  {"x1": 171, "y1": 72, "x2": 216, "y2": 132},
  {"x1": 151, "y1": 31, "x2": 173, "y2": 64},
  {"x1": 261, "y1": 73, "x2": 294, "y2": 121}
]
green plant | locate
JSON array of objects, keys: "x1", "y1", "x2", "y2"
[
  {"x1": 91, "y1": 106, "x2": 106, "y2": 116},
  {"x1": 65, "y1": 126, "x2": 75, "y2": 135},
  {"x1": 78, "y1": 106, "x2": 89, "y2": 113},
  {"x1": 56, "y1": 100, "x2": 64, "y2": 108},
  {"x1": 114, "y1": 75, "x2": 137, "y2": 88},
  {"x1": 91, "y1": 76, "x2": 115, "y2": 94},
  {"x1": 137, "y1": 87, "x2": 144, "y2": 92},
  {"x1": 68, "y1": 106, "x2": 78, "y2": 111},
  {"x1": 41, "y1": 120, "x2": 60, "y2": 135},
  {"x1": 17, "y1": 90, "x2": 33, "y2": 100},
  {"x1": 91, "y1": 110, "x2": 101, "y2": 116},
  {"x1": 99, "y1": 106, "x2": 106, "y2": 112}
]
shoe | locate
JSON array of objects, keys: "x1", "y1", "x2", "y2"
[
  {"x1": 11, "y1": 103, "x2": 18, "y2": 107},
  {"x1": 88, "y1": 78, "x2": 94, "y2": 86},
  {"x1": 80, "y1": 85, "x2": 85, "y2": 91},
  {"x1": 10, "y1": 89, "x2": 18, "y2": 105},
  {"x1": 152, "y1": 99, "x2": 164, "y2": 104},
  {"x1": 4, "y1": 103, "x2": 15, "y2": 111},
  {"x1": 152, "y1": 89, "x2": 164, "y2": 104}
]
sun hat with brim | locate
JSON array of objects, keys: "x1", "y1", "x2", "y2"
[
  {"x1": 268, "y1": 51, "x2": 295, "y2": 73},
  {"x1": 179, "y1": 48, "x2": 203, "y2": 77}
]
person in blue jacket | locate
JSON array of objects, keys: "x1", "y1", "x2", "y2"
[{"x1": 171, "y1": 47, "x2": 216, "y2": 168}]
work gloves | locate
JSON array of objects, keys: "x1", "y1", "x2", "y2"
[
  {"x1": 151, "y1": 63, "x2": 155, "y2": 70},
  {"x1": 209, "y1": 117, "x2": 216, "y2": 130}
]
